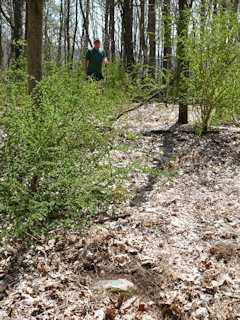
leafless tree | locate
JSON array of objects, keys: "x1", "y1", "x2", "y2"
[
  {"x1": 148, "y1": 0, "x2": 156, "y2": 78},
  {"x1": 123, "y1": 0, "x2": 134, "y2": 69},
  {"x1": 27, "y1": 0, "x2": 44, "y2": 94}
]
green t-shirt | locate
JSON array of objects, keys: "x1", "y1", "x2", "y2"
[{"x1": 85, "y1": 48, "x2": 106, "y2": 73}]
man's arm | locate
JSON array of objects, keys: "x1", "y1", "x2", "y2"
[
  {"x1": 84, "y1": 59, "x2": 88, "y2": 77},
  {"x1": 103, "y1": 57, "x2": 109, "y2": 67}
]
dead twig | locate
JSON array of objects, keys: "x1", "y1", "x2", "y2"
[
  {"x1": 94, "y1": 214, "x2": 131, "y2": 225},
  {"x1": 114, "y1": 88, "x2": 166, "y2": 121}
]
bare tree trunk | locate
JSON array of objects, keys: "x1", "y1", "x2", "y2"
[
  {"x1": 25, "y1": 0, "x2": 28, "y2": 41},
  {"x1": 162, "y1": 0, "x2": 172, "y2": 81},
  {"x1": 176, "y1": 0, "x2": 188, "y2": 124},
  {"x1": 104, "y1": 0, "x2": 110, "y2": 57},
  {"x1": 200, "y1": 0, "x2": 206, "y2": 32},
  {"x1": 120, "y1": 4, "x2": 124, "y2": 67},
  {"x1": 79, "y1": 0, "x2": 92, "y2": 51},
  {"x1": 85, "y1": 0, "x2": 90, "y2": 49},
  {"x1": 66, "y1": 0, "x2": 70, "y2": 63},
  {"x1": 123, "y1": 0, "x2": 134, "y2": 69},
  {"x1": 0, "y1": 2, "x2": 14, "y2": 30},
  {"x1": 57, "y1": 0, "x2": 63, "y2": 65},
  {"x1": 109, "y1": 0, "x2": 115, "y2": 61},
  {"x1": 148, "y1": 0, "x2": 156, "y2": 71},
  {"x1": 6, "y1": 2, "x2": 15, "y2": 66},
  {"x1": 71, "y1": 0, "x2": 78, "y2": 62},
  {"x1": 27, "y1": 0, "x2": 44, "y2": 94},
  {"x1": 148, "y1": 0, "x2": 156, "y2": 78},
  {"x1": 139, "y1": 0, "x2": 145, "y2": 63},
  {"x1": 43, "y1": 2, "x2": 51, "y2": 61},
  {"x1": 13, "y1": 0, "x2": 24, "y2": 62},
  {"x1": 0, "y1": 13, "x2": 3, "y2": 68}
]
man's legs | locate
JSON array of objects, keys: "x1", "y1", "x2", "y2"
[
  {"x1": 87, "y1": 72, "x2": 104, "y2": 81},
  {"x1": 86, "y1": 73, "x2": 105, "y2": 95}
]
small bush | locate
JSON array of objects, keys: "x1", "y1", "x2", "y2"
[
  {"x1": 185, "y1": 6, "x2": 240, "y2": 130},
  {"x1": 0, "y1": 66, "x2": 126, "y2": 240}
]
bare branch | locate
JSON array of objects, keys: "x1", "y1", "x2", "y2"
[
  {"x1": 114, "y1": 86, "x2": 166, "y2": 121},
  {"x1": 79, "y1": 0, "x2": 92, "y2": 47}
]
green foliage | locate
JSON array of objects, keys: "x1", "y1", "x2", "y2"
[
  {"x1": 184, "y1": 6, "x2": 240, "y2": 130},
  {"x1": 0, "y1": 66, "x2": 127, "y2": 241},
  {"x1": 105, "y1": 61, "x2": 162, "y2": 105}
]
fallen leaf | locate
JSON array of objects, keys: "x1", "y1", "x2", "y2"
[
  {"x1": 205, "y1": 262, "x2": 212, "y2": 269},
  {"x1": 104, "y1": 308, "x2": 116, "y2": 320},
  {"x1": 137, "y1": 303, "x2": 145, "y2": 312},
  {"x1": 116, "y1": 293, "x2": 125, "y2": 309}
]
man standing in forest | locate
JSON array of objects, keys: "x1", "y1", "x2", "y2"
[{"x1": 84, "y1": 39, "x2": 109, "y2": 81}]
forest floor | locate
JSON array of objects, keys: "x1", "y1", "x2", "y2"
[{"x1": 0, "y1": 104, "x2": 240, "y2": 320}]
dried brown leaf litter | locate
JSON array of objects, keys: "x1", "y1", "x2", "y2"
[{"x1": 0, "y1": 104, "x2": 240, "y2": 319}]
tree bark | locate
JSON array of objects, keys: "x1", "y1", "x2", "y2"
[
  {"x1": 25, "y1": 0, "x2": 28, "y2": 41},
  {"x1": 66, "y1": 0, "x2": 70, "y2": 63},
  {"x1": 0, "y1": 2, "x2": 14, "y2": 30},
  {"x1": 176, "y1": 0, "x2": 188, "y2": 124},
  {"x1": 109, "y1": 0, "x2": 115, "y2": 61},
  {"x1": 57, "y1": 0, "x2": 63, "y2": 65},
  {"x1": 43, "y1": 2, "x2": 51, "y2": 61},
  {"x1": 0, "y1": 12, "x2": 3, "y2": 68},
  {"x1": 79, "y1": 0, "x2": 91, "y2": 51},
  {"x1": 139, "y1": 0, "x2": 147, "y2": 65},
  {"x1": 162, "y1": 0, "x2": 172, "y2": 78},
  {"x1": 123, "y1": 0, "x2": 134, "y2": 69},
  {"x1": 13, "y1": 0, "x2": 24, "y2": 62},
  {"x1": 104, "y1": 0, "x2": 110, "y2": 57},
  {"x1": 27, "y1": 0, "x2": 44, "y2": 94},
  {"x1": 71, "y1": 0, "x2": 78, "y2": 62},
  {"x1": 148, "y1": 0, "x2": 156, "y2": 78}
]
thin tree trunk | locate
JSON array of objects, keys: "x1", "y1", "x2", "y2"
[
  {"x1": 0, "y1": 13, "x2": 3, "y2": 68},
  {"x1": 66, "y1": 0, "x2": 70, "y2": 63},
  {"x1": 79, "y1": 0, "x2": 92, "y2": 51},
  {"x1": 162, "y1": 0, "x2": 172, "y2": 79},
  {"x1": 200, "y1": 0, "x2": 206, "y2": 32},
  {"x1": 120, "y1": 4, "x2": 124, "y2": 67},
  {"x1": 85, "y1": 0, "x2": 90, "y2": 49},
  {"x1": 25, "y1": 0, "x2": 28, "y2": 41},
  {"x1": 148, "y1": 0, "x2": 156, "y2": 78},
  {"x1": 123, "y1": 0, "x2": 134, "y2": 69},
  {"x1": 7, "y1": 2, "x2": 15, "y2": 67},
  {"x1": 44, "y1": 2, "x2": 51, "y2": 61},
  {"x1": 139, "y1": 0, "x2": 146, "y2": 64},
  {"x1": 71, "y1": 0, "x2": 78, "y2": 62},
  {"x1": 0, "y1": 0, "x2": 15, "y2": 67},
  {"x1": 27, "y1": 0, "x2": 44, "y2": 94},
  {"x1": 176, "y1": 0, "x2": 188, "y2": 124},
  {"x1": 109, "y1": 0, "x2": 115, "y2": 61},
  {"x1": 104, "y1": 0, "x2": 110, "y2": 57},
  {"x1": 13, "y1": 0, "x2": 23, "y2": 62},
  {"x1": 57, "y1": 0, "x2": 63, "y2": 65}
]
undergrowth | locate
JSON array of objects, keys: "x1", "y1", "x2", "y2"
[
  {"x1": 0, "y1": 65, "x2": 133, "y2": 242},
  {"x1": 0, "y1": 59, "x2": 175, "y2": 244}
]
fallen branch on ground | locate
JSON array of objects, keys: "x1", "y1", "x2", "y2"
[
  {"x1": 94, "y1": 214, "x2": 131, "y2": 225},
  {"x1": 114, "y1": 87, "x2": 166, "y2": 121}
]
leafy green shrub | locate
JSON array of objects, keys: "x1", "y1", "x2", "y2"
[
  {"x1": 0, "y1": 66, "x2": 126, "y2": 240},
  {"x1": 185, "y1": 6, "x2": 240, "y2": 130},
  {"x1": 104, "y1": 61, "x2": 161, "y2": 105}
]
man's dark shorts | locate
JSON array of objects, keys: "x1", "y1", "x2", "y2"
[{"x1": 87, "y1": 72, "x2": 104, "y2": 81}]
